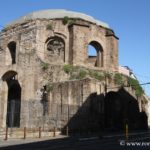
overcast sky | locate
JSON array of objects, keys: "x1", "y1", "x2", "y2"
[{"x1": 0, "y1": 0, "x2": 150, "y2": 96}]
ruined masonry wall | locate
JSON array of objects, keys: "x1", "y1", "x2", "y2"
[{"x1": 0, "y1": 15, "x2": 118, "y2": 129}]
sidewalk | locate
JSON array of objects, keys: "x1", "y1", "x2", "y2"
[
  {"x1": 0, "y1": 130, "x2": 150, "y2": 148},
  {"x1": 0, "y1": 135, "x2": 68, "y2": 147},
  {"x1": 102, "y1": 130, "x2": 150, "y2": 138}
]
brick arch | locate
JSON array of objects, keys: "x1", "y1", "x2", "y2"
[
  {"x1": 45, "y1": 36, "x2": 65, "y2": 63},
  {"x1": 87, "y1": 41, "x2": 104, "y2": 67},
  {"x1": 2, "y1": 70, "x2": 17, "y2": 81}
]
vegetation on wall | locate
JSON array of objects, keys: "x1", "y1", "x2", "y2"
[
  {"x1": 63, "y1": 16, "x2": 70, "y2": 25},
  {"x1": 89, "y1": 71, "x2": 105, "y2": 81},
  {"x1": 78, "y1": 70, "x2": 87, "y2": 79},
  {"x1": 113, "y1": 73, "x2": 144, "y2": 96},
  {"x1": 63, "y1": 64, "x2": 105, "y2": 81},
  {"x1": 63, "y1": 64, "x2": 145, "y2": 97},
  {"x1": 63, "y1": 64, "x2": 73, "y2": 74},
  {"x1": 128, "y1": 77, "x2": 144, "y2": 97},
  {"x1": 68, "y1": 18, "x2": 76, "y2": 25},
  {"x1": 63, "y1": 65, "x2": 144, "y2": 96},
  {"x1": 41, "y1": 62, "x2": 49, "y2": 70},
  {"x1": 46, "y1": 23, "x2": 53, "y2": 30},
  {"x1": 114, "y1": 73, "x2": 124, "y2": 85},
  {"x1": 104, "y1": 72, "x2": 113, "y2": 80},
  {"x1": 62, "y1": 16, "x2": 76, "y2": 25},
  {"x1": 46, "y1": 83, "x2": 53, "y2": 92}
]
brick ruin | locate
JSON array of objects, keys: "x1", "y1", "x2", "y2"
[{"x1": 0, "y1": 10, "x2": 148, "y2": 134}]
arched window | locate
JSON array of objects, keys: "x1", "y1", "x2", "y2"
[
  {"x1": 46, "y1": 36, "x2": 65, "y2": 62},
  {"x1": 47, "y1": 37, "x2": 65, "y2": 55},
  {"x1": 88, "y1": 45, "x2": 97, "y2": 56},
  {"x1": 7, "y1": 41, "x2": 16, "y2": 64},
  {"x1": 87, "y1": 41, "x2": 103, "y2": 67}
]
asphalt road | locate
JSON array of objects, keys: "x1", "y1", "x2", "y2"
[{"x1": 1, "y1": 133, "x2": 150, "y2": 150}]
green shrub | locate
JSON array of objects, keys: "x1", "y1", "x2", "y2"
[
  {"x1": 46, "y1": 24, "x2": 53, "y2": 30},
  {"x1": 63, "y1": 64, "x2": 73, "y2": 74},
  {"x1": 128, "y1": 78, "x2": 144, "y2": 96},
  {"x1": 68, "y1": 18, "x2": 76, "y2": 25},
  {"x1": 135, "y1": 86, "x2": 144, "y2": 97},
  {"x1": 128, "y1": 78, "x2": 138, "y2": 86},
  {"x1": 104, "y1": 72, "x2": 113, "y2": 79},
  {"x1": 46, "y1": 83, "x2": 53, "y2": 92},
  {"x1": 114, "y1": 73, "x2": 124, "y2": 85},
  {"x1": 63, "y1": 16, "x2": 70, "y2": 25},
  {"x1": 89, "y1": 71, "x2": 104, "y2": 81},
  {"x1": 78, "y1": 70, "x2": 87, "y2": 79},
  {"x1": 41, "y1": 62, "x2": 49, "y2": 70}
]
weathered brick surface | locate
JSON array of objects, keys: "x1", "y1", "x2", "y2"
[{"x1": 0, "y1": 10, "x2": 148, "y2": 132}]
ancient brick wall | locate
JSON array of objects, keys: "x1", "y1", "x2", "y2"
[{"x1": 0, "y1": 10, "x2": 147, "y2": 132}]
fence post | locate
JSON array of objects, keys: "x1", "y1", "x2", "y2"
[
  {"x1": 125, "y1": 124, "x2": 128, "y2": 141},
  {"x1": 4, "y1": 127, "x2": 8, "y2": 141},
  {"x1": 39, "y1": 127, "x2": 41, "y2": 138},
  {"x1": 66, "y1": 126, "x2": 69, "y2": 136},
  {"x1": 53, "y1": 127, "x2": 56, "y2": 137},
  {"x1": 23, "y1": 127, "x2": 26, "y2": 139}
]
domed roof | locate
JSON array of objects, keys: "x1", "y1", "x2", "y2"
[{"x1": 7, "y1": 9, "x2": 109, "y2": 28}]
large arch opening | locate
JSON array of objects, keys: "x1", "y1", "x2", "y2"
[
  {"x1": 7, "y1": 41, "x2": 16, "y2": 64},
  {"x1": 104, "y1": 88, "x2": 146, "y2": 130},
  {"x1": 87, "y1": 41, "x2": 103, "y2": 67},
  {"x1": 2, "y1": 71, "x2": 21, "y2": 127}
]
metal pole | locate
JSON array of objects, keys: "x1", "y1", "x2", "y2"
[
  {"x1": 23, "y1": 127, "x2": 26, "y2": 139},
  {"x1": 53, "y1": 127, "x2": 56, "y2": 137},
  {"x1": 125, "y1": 123, "x2": 128, "y2": 141},
  {"x1": 4, "y1": 127, "x2": 8, "y2": 140},
  {"x1": 39, "y1": 127, "x2": 41, "y2": 138},
  {"x1": 66, "y1": 126, "x2": 69, "y2": 136},
  {"x1": 67, "y1": 103, "x2": 69, "y2": 136},
  {"x1": 104, "y1": 75, "x2": 107, "y2": 96}
]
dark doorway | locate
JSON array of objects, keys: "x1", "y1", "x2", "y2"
[
  {"x1": 2, "y1": 71, "x2": 21, "y2": 127},
  {"x1": 7, "y1": 78, "x2": 21, "y2": 127}
]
